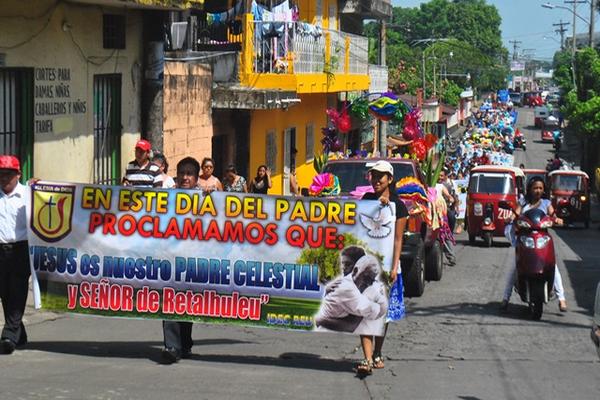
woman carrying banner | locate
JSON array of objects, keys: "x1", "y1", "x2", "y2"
[{"x1": 356, "y1": 160, "x2": 408, "y2": 375}]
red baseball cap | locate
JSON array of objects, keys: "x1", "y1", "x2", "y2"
[
  {"x1": 0, "y1": 155, "x2": 20, "y2": 171},
  {"x1": 135, "y1": 139, "x2": 152, "y2": 152}
]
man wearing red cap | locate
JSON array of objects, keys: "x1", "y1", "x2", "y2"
[
  {"x1": 0, "y1": 155, "x2": 30, "y2": 354},
  {"x1": 123, "y1": 139, "x2": 162, "y2": 188}
]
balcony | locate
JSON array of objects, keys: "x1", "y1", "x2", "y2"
[
  {"x1": 340, "y1": 0, "x2": 393, "y2": 19},
  {"x1": 242, "y1": 18, "x2": 370, "y2": 93},
  {"x1": 166, "y1": 14, "x2": 371, "y2": 94}
]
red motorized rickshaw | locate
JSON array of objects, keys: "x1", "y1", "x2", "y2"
[
  {"x1": 466, "y1": 166, "x2": 525, "y2": 247},
  {"x1": 548, "y1": 170, "x2": 591, "y2": 228},
  {"x1": 541, "y1": 117, "x2": 559, "y2": 143}
]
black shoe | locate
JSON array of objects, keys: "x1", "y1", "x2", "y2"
[
  {"x1": 1, "y1": 338, "x2": 16, "y2": 355},
  {"x1": 161, "y1": 347, "x2": 181, "y2": 364},
  {"x1": 181, "y1": 348, "x2": 192, "y2": 359}
]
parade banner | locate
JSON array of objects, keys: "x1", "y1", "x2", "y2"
[
  {"x1": 452, "y1": 179, "x2": 469, "y2": 219},
  {"x1": 27, "y1": 183, "x2": 396, "y2": 336}
]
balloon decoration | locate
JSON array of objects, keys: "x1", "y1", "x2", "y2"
[
  {"x1": 424, "y1": 133, "x2": 438, "y2": 150},
  {"x1": 321, "y1": 127, "x2": 342, "y2": 153},
  {"x1": 309, "y1": 173, "x2": 341, "y2": 197},
  {"x1": 326, "y1": 107, "x2": 352, "y2": 134},
  {"x1": 402, "y1": 108, "x2": 424, "y2": 140},
  {"x1": 395, "y1": 177, "x2": 428, "y2": 203}
]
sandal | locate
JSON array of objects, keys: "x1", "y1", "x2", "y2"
[
  {"x1": 354, "y1": 359, "x2": 373, "y2": 375},
  {"x1": 373, "y1": 354, "x2": 385, "y2": 369}
]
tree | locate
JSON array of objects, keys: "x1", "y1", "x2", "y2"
[{"x1": 364, "y1": 0, "x2": 508, "y2": 95}]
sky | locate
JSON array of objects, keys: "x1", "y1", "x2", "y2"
[{"x1": 391, "y1": 0, "x2": 596, "y2": 60}]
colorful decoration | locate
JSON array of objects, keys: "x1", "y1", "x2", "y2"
[
  {"x1": 326, "y1": 105, "x2": 352, "y2": 134},
  {"x1": 410, "y1": 138, "x2": 427, "y2": 161},
  {"x1": 368, "y1": 92, "x2": 400, "y2": 121},
  {"x1": 402, "y1": 108, "x2": 423, "y2": 140},
  {"x1": 424, "y1": 133, "x2": 438, "y2": 150},
  {"x1": 395, "y1": 177, "x2": 428, "y2": 203},
  {"x1": 321, "y1": 127, "x2": 342, "y2": 153},
  {"x1": 349, "y1": 97, "x2": 369, "y2": 120},
  {"x1": 350, "y1": 185, "x2": 374, "y2": 199},
  {"x1": 309, "y1": 173, "x2": 341, "y2": 197}
]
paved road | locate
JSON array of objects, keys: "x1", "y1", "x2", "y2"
[{"x1": 1, "y1": 107, "x2": 599, "y2": 400}]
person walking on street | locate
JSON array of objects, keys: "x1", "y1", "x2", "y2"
[
  {"x1": 161, "y1": 157, "x2": 202, "y2": 364},
  {"x1": 0, "y1": 155, "x2": 31, "y2": 354},
  {"x1": 356, "y1": 161, "x2": 408, "y2": 375},
  {"x1": 123, "y1": 140, "x2": 162, "y2": 188}
]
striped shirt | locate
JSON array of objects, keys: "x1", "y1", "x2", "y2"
[{"x1": 124, "y1": 160, "x2": 162, "y2": 188}]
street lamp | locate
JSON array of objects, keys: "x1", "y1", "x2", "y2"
[{"x1": 542, "y1": 1, "x2": 593, "y2": 89}]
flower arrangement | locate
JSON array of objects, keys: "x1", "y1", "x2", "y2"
[{"x1": 309, "y1": 173, "x2": 341, "y2": 197}]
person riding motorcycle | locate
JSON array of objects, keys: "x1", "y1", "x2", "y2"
[{"x1": 500, "y1": 176, "x2": 568, "y2": 312}]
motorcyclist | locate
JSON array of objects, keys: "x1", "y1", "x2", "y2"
[{"x1": 500, "y1": 177, "x2": 568, "y2": 312}]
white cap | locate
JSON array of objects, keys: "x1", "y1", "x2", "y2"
[{"x1": 368, "y1": 160, "x2": 394, "y2": 176}]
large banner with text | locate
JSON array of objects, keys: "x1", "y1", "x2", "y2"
[{"x1": 28, "y1": 183, "x2": 396, "y2": 335}]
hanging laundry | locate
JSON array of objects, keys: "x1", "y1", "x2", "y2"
[{"x1": 272, "y1": 0, "x2": 292, "y2": 22}]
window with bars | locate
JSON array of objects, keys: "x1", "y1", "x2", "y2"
[
  {"x1": 0, "y1": 68, "x2": 34, "y2": 180},
  {"x1": 305, "y1": 123, "x2": 314, "y2": 162},
  {"x1": 266, "y1": 130, "x2": 277, "y2": 174},
  {"x1": 103, "y1": 14, "x2": 126, "y2": 49}
]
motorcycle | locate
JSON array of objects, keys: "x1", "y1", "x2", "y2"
[
  {"x1": 513, "y1": 131, "x2": 527, "y2": 151},
  {"x1": 552, "y1": 130, "x2": 563, "y2": 154},
  {"x1": 499, "y1": 202, "x2": 556, "y2": 320}
]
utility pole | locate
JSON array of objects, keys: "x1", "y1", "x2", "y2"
[
  {"x1": 590, "y1": 0, "x2": 596, "y2": 48},
  {"x1": 564, "y1": 0, "x2": 585, "y2": 89},
  {"x1": 509, "y1": 40, "x2": 522, "y2": 60},
  {"x1": 378, "y1": 20, "x2": 387, "y2": 156},
  {"x1": 553, "y1": 20, "x2": 570, "y2": 50}
]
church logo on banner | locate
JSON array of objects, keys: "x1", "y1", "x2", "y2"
[{"x1": 30, "y1": 183, "x2": 76, "y2": 242}]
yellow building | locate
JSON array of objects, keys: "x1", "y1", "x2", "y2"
[{"x1": 188, "y1": 0, "x2": 391, "y2": 195}]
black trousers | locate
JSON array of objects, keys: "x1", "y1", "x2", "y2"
[
  {"x1": 0, "y1": 241, "x2": 30, "y2": 344},
  {"x1": 162, "y1": 320, "x2": 193, "y2": 351}
]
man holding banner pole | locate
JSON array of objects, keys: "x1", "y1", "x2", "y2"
[
  {"x1": 161, "y1": 156, "x2": 201, "y2": 364},
  {"x1": 0, "y1": 155, "x2": 30, "y2": 354}
]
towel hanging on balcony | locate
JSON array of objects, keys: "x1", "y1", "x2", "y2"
[{"x1": 207, "y1": 0, "x2": 244, "y2": 25}]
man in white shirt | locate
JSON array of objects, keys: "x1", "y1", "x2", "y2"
[{"x1": 0, "y1": 155, "x2": 30, "y2": 354}]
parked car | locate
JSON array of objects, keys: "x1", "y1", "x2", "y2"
[
  {"x1": 592, "y1": 281, "x2": 600, "y2": 360},
  {"x1": 323, "y1": 158, "x2": 443, "y2": 297}
]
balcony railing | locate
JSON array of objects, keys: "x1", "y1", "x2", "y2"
[{"x1": 250, "y1": 21, "x2": 369, "y2": 76}]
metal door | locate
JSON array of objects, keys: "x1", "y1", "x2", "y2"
[{"x1": 93, "y1": 74, "x2": 122, "y2": 185}]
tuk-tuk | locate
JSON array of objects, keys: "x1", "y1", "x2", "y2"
[
  {"x1": 534, "y1": 106, "x2": 549, "y2": 128},
  {"x1": 548, "y1": 170, "x2": 591, "y2": 228},
  {"x1": 466, "y1": 166, "x2": 525, "y2": 247},
  {"x1": 541, "y1": 117, "x2": 559, "y2": 142}
]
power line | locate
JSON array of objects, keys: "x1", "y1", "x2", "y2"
[
  {"x1": 509, "y1": 40, "x2": 522, "y2": 60},
  {"x1": 553, "y1": 20, "x2": 570, "y2": 50}
]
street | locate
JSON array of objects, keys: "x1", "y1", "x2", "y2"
[{"x1": 1, "y1": 108, "x2": 599, "y2": 400}]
